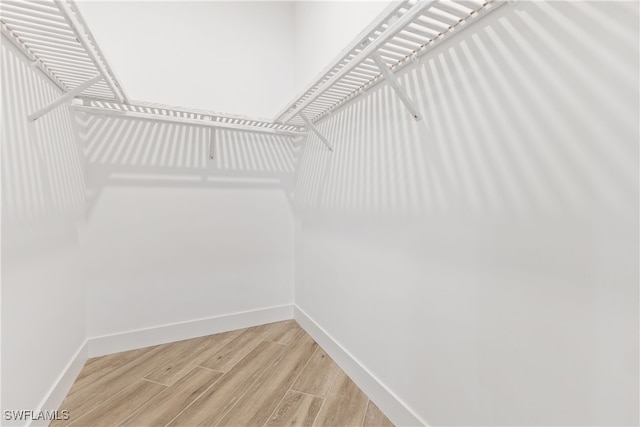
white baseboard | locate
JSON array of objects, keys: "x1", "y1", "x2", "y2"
[
  {"x1": 294, "y1": 305, "x2": 426, "y2": 427},
  {"x1": 29, "y1": 341, "x2": 88, "y2": 427},
  {"x1": 87, "y1": 304, "x2": 294, "y2": 357}
]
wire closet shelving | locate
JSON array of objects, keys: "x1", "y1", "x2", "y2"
[{"x1": 0, "y1": 0, "x2": 505, "y2": 142}]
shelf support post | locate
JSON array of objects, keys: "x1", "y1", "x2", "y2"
[
  {"x1": 371, "y1": 52, "x2": 421, "y2": 121},
  {"x1": 28, "y1": 75, "x2": 103, "y2": 122},
  {"x1": 208, "y1": 118, "x2": 216, "y2": 159},
  {"x1": 300, "y1": 113, "x2": 333, "y2": 152}
]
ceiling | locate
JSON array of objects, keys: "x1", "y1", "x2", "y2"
[
  {"x1": 76, "y1": 1, "x2": 389, "y2": 119},
  {"x1": 77, "y1": 1, "x2": 297, "y2": 118}
]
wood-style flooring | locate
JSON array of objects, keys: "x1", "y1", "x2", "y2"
[{"x1": 53, "y1": 320, "x2": 394, "y2": 427}]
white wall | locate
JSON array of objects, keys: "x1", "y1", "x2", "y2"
[
  {"x1": 77, "y1": 1, "x2": 296, "y2": 118},
  {"x1": 3, "y1": 2, "x2": 638, "y2": 425},
  {"x1": 1, "y1": 38, "x2": 86, "y2": 420},
  {"x1": 73, "y1": 112, "x2": 296, "y2": 340},
  {"x1": 293, "y1": 1, "x2": 639, "y2": 425},
  {"x1": 292, "y1": 1, "x2": 390, "y2": 96}
]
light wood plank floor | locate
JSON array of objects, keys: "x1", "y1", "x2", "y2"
[{"x1": 53, "y1": 320, "x2": 394, "y2": 427}]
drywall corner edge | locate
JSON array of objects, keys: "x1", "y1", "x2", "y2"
[
  {"x1": 294, "y1": 305, "x2": 427, "y2": 427},
  {"x1": 29, "y1": 341, "x2": 88, "y2": 427},
  {"x1": 87, "y1": 304, "x2": 294, "y2": 357}
]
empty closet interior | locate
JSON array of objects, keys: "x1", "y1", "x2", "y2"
[{"x1": 1, "y1": 0, "x2": 638, "y2": 425}]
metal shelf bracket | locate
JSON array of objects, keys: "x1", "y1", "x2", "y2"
[
  {"x1": 371, "y1": 52, "x2": 421, "y2": 121},
  {"x1": 28, "y1": 75, "x2": 103, "y2": 122},
  {"x1": 300, "y1": 112, "x2": 333, "y2": 152}
]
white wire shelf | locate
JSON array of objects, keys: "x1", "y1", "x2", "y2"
[
  {"x1": 0, "y1": 0, "x2": 127, "y2": 101},
  {"x1": 71, "y1": 98, "x2": 306, "y2": 137},
  {"x1": 1, "y1": 0, "x2": 504, "y2": 139},
  {"x1": 275, "y1": 0, "x2": 505, "y2": 127}
]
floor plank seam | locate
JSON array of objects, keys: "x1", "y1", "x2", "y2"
[
  {"x1": 67, "y1": 379, "x2": 135, "y2": 425},
  {"x1": 264, "y1": 334, "x2": 298, "y2": 346},
  {"x1": 261, "y1": 384, "x2": 291, "y2": 426},
  {"x1": 207, "y1": 332, "x2": 270, "y2": 375},
  {"x1": 131, "y1": 339, "x2": 206, "y2": 391},
  {"x1": 289, "y1": 389, "x2": 326, "y2": 399},
  {"x1": 361, "y1": 399, "x2": 372, "y2": 427},
  {"x1": 309, "y1": 358, "x2": 340, "y2": 427},
  {"x1": 68, "y1": 378, "x2": 164, "y2": 427},
  {"x1": 263, "y1": 339, "x2": 291, "y2": 345},
  {"x1": 202, "y1": 328, "x2": 269, "y2": 372},
  {"x1": 125, "y1": 364, "x2": 224, "y2": 426},
  {"x1": 117, "y1": 405, "x2": 140, "y2": 426},
  {"x1": 196, "y1": 365, "x2": 226, "y2": 374},
  {"x1": 141, "y1": 377, "x2": 169, "y2": 386},
  {"x1": 167, "y1": 324, "x2": 291, "y2": 426},
  {"x1": 57, "y1": 323, "x2": 395, "y2": 427},
  {"x1": 262, "y1": 385, "x2": 291, "y2": 426},
  {"x1": 263, "y1": 323, "x2": 304, "y2": 346},
  {"x1": 212, "y1": 342, "x2": 289, "y2": 426},
  {"x1": 162, "y1": 366, "x2": 227, "y2": 426},
  {"x1": 261, "y1": 345, "x2": 320, "y2": 426}
]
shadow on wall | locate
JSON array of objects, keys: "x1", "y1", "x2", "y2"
[
  {"x1": 1, "y1": 36, "x2": 87, "y2": 417},
  {"x1": 294, "y1": 0, "x2": 638, "y2": 223},
  {"x1": 291, "y1": 2, "x2": 638, "y2": 425},
  {"x1": 1, "y1": 38, "x2": 85, "y2": 226},
  {"x1": 71, "y1": 112, "x2": 301, "y2": 217}
]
